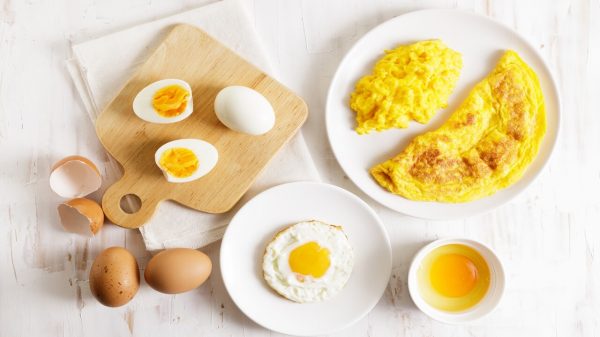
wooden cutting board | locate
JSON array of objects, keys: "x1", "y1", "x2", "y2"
[{"x1": 96, "y1": 24, "x2": 308, "y2": 229}]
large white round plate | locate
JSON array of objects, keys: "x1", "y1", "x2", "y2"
[
  {"x1": 220, "y1": 182, "x2": 392, "y2": 336},
  {"x1": 326, "y1": 9, "x2": 560, "y2": 219}
]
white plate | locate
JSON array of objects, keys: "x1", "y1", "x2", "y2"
[
  {"x1": 326, "y1": 9, "x2": 560, "y2": 219},
  {"x1": 220, "y1": 182, "x2": 392, "y2": 336}
]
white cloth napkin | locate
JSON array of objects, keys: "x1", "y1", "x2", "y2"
[{"x1": 67, "y1": 0, "x2": 320, "y2": 250}]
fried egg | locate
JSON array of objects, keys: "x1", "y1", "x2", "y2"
[
  {"x1": 350, "y1": 40, "x2": 462, "y2": 134},
  {"x1": 417, "y1": 244, "x2": 490, "y2": 312},
  {"x1": 133, "y1": 79, "x2": 193, "y2": 124},
  {"x1": 154, "y1": 139, "x2": 218, "y2": 183},
  {"x1": 262, "y1": 220, "x2": 354, "y2": 303},
  {"x1": 371, "y1": 50, "x2": 546, "y2": 202}
]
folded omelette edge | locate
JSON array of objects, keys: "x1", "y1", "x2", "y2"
[{"x1": 370, "y1": 50, "x2": 547, "y2": 203}]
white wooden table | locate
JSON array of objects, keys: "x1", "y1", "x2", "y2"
[{"x1": 1, "y1": 0, "x2": 598, "y2": 336}]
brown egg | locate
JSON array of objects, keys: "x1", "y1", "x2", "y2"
[
  {"x1": 144, "y1": 248, "x2": 212, "y2": 294},
  {"x1": 89, "y1": 247, "x2": 140, "y2": 307}
]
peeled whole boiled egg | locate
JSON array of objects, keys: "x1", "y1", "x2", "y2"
[
  {"x1": 154, "y1": 139, "x2": 218, "y2": 183},
  {"x1": 214, "y1": 86, "x2": 275, "y2": 135},
  {"x1": 133, "y1": 79, "x2": 193, "y2": 124}
]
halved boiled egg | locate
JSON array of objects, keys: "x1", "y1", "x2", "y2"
[
  {"x1": 133, "y1": 79, "x2": 193, "y2": 124},
  {"x1": 154, "y1": 139, "x2": 218, "y2": 183}
]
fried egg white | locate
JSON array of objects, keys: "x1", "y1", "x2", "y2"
[
  {"x1": 371, "y1": 50, "x2": 546, "y2": 202},
  {"x1": 262, "y1": 220, "x2": 354, "y2": 303}
]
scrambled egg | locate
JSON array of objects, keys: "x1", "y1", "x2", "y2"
[
  {"x1": 370, "y1": 50, "x2": 546, "y2": 202},
  {"x1": 350, "y1": 40, "x2": 462, "y2": 134}
]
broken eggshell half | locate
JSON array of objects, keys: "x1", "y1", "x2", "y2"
[
  {"x1": 58, "y1": 198, "x2": 104, "y2": 236},
  {"x1": 49, "y1": 155, "x2": 102, "y2": 198}
]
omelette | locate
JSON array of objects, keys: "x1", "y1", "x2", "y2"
[
  {"x1": 370, "y1": 50, "x2": 546, "y2": 202},
  {"x1": 350, "y1": 40, "x2": 462, "y2": 134}
]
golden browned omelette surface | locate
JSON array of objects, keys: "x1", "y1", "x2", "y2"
[{"x1": 370, "y1": 50, "x2": 546, "y2": 202}]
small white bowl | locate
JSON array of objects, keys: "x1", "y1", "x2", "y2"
[{"x1": 408, "y1": 238, "x2": 505, "y2": 324}]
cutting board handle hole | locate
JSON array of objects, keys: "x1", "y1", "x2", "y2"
[{"x1": 120, "y1": 194, "x2": 142, "y2": 214}]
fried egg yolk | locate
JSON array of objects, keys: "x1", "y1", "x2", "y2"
[
  {"x1": 289, "y1": 241, "x2": 330, "y2": 279},
  {"x1": 152, "y1": 85, "x2": 189, "y2": 117},
  {"x1": 159, "y1": 147, "x2": 199, "y2": 178},
  {"x1": 262, "y1": 221, "x2": 354, "y2": 303},
  {"x1": 418, "y1": 244, "x2": 490, "y2": 312}
]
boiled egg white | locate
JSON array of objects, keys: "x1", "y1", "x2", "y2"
[
  {"x1": 214, "y1": 86, "x2": 275, "y2": 135},
  {"x1": 133, "y1": 79, "x2": 193, "y2": 124},
  {"x1": 262, "y1": 220, "x2": 354, "y2": 303},
  {"x1": 154, "y1": 139, "x2": 218, "y2": 183}
]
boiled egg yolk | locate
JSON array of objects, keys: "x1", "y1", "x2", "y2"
[
  {"x1": 289, "y1": 241, "x2": 330, "y2": 279},
  {"x1": 159, "y1": 148, "x2": 199, "y2": 178},
  {"x1": 152, "y1": 85, "x2": 189, "y2": 117},
  {"x1": 417, "y1": 244, "x2": 490, "y2": 312}
]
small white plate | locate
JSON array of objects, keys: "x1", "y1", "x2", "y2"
[
  {"x1": 407, "y1": 238, "x2": 505, "y2": 323},
  {"x1": 220, "y1": 182, "x2": 392, "y2": 336},
  {"x1": 326, "y1": 9, "x2": 560, "y2": 219}
]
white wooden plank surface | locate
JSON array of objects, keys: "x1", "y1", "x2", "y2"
[{"x1": 1, "y1": 0, "x2": 598, "y2": 336}]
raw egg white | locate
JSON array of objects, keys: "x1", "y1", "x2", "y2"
[
  {"x1": 417, "y1": 244, "x2": 490, "y2": 312},
  {"x1": 214, "y1": 86, "x2": 275, "y2": 135},
  {"x1": 133, "y1": 79, "x2": 193, "y2": 124},
  {"x1": 154, "y1": 139, "x2": 218, "y2": 183},
  {"x1": 262, "y1": 220, "x2": 354, "y2": 303}
]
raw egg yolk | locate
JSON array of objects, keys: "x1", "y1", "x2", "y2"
[
  {"x1": 152, "y1": 85, "x2": 189, "y2": 117},
  {"x1": 159, "y1": 148, "x2": 199, "y2": 178},
  {"x1": 417, "y1": 244, "x2": 490, "y2": 312},
  {"x1": 289, "y1": 242, "x2": 330, "y2": 279},
  {"x1": 430, "y1": 254, "x2": 478, "y2": 297}
]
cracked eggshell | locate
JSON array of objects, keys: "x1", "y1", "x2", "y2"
[
  {"x1": 57, "y1": 198, "x2": 104, "y2": 236},
  {"x1": 50, "y1": 155, "x2": 102, "y2": 198}
]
